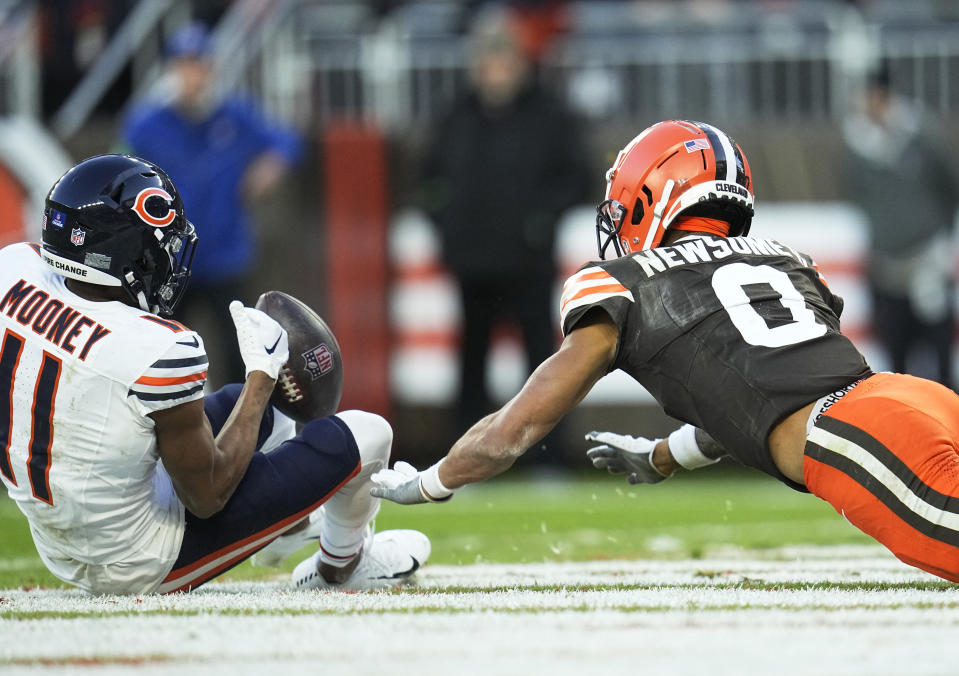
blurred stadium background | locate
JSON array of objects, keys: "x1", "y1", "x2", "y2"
[{"x1": 1, "y1": 0, "x2": 958, "y2": 464}]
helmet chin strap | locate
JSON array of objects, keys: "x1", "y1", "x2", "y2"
[
  {"x1": 641, "y1": 179, "x2": 675, "y2": 250},
  {"x1": 124, "y1": 270, "x2": 152, "y2": 313}
]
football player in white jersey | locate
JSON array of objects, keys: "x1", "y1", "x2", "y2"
[{"x1": 0, "y1": 154, "x2": 429, "y2": 594}]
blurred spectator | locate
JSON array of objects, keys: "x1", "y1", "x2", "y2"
[
  {"x1": 40, "y1": 0, "x2": 134, "y2": 116},
  {"x1": 842, "y1": 65, "x2": 959, "y2": 389},
  {"x1": 121, "y1": 21, "x2": 301, "y2": 388},
  {"x1": 420, "y1": 6, "x2": 591, "y2": 461},
  {"x1": 506, "y1": 0, "x2": 569, "y2": 63}
]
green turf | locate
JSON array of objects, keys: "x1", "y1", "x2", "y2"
[{"x1": 0, "y1": 470, "x2": 872, "y2": 588}]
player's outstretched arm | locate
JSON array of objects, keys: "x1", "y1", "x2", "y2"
[
  {"x1": 150, "y1": 301, "x2": 290, "y2": 518},
  {"x1": 372, "y1": 311, "x2": 618, "y2": 504}
]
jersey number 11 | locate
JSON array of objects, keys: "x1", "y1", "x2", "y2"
[{"x1": 0, "y1": 328, "x2": 62, "y2": 505}]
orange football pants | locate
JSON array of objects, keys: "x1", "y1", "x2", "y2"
[{"x1": 804, "y1": 372, "x2": 959, "y2": 582}]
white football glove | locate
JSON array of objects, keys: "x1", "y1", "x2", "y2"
[
  {"x1": 229, "y1": 300, "x2": 289, "y2": 379},
  {"x1": 370, "y1": 461, "x2": 453, "y2": 505},
  {"x1": 585, "y1": 431, "x2": 670, "y2": 485}
]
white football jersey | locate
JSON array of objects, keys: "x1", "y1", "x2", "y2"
[{"x1": 0, "y1": 242, "x2": 207, "y2": 594}]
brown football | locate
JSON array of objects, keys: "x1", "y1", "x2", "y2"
[{"x1": 254, "y1": 290, "x2": 343, "y2": 423}]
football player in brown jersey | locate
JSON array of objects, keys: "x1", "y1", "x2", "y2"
[{"x1": 373, "y1": 120, "x2": 959, "y2": 583}]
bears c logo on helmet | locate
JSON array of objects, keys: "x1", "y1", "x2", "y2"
[{"x1": 132, "y1": 187, "x2": 176, "y2": 227}]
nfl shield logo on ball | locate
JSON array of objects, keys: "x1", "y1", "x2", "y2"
[
  {"x1": 70, "y1": 227, "x2": 86, "y2": 246},
  {"x1": 302, "y1": 343, "x2": 334, "y2": 381}
]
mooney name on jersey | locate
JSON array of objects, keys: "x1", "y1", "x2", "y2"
[
  {"x1": 561, "y1": 234, "x2": 872, "y2": 490},
  {"x1": 0, "y1": 242, "x2": 207, "y2": 593}
]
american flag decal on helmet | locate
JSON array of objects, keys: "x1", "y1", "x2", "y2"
[{"x1": 684, "y1": 138, "x2": 710, "y2": 152}]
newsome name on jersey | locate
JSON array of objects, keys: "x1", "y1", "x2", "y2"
[{"x1": 629, "y1": 236, "x2": 809, "y2": 278}]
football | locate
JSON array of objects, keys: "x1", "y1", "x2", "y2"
[{"x1": 254, "y1": 290, "x2": 344, "y2": 423}]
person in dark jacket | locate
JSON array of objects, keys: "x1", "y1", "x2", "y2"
[
  {"x1": 842, "y1": 65, "x2": 959, "y2": 389},
  {"x1": 421, "y1": 7, "x2": 591, "y2": 455}
]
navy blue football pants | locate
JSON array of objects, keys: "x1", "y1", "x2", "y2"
[{"x1": 158, "y1": 385, "x2": 360, "y2": 593}]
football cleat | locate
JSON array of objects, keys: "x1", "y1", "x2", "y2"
[
  {"x1": 251, "y1": 508, "x2": 324, "y2": 568},
  {"x1": 291, "y1": 529, "x2": 430, "y2": 591}
]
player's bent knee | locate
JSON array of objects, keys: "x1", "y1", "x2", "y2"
[{"x1": 334, "y1": 410, "x2": 393, "y2": 467}]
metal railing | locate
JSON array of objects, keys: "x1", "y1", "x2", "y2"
[
  {"x1": 295, "y1": 1, "x2": 959, "y2": 131},
  {"x1": 49, "y1": 0, "x2": 295, "y2": 139},
  {"x1": 50, "y1": 0, "x2": 187, "y2": 139},
  {"x1": 0, "y1": 0, "x2": 39, "y2": 119},
  {"x1": 8, "y1": 1, "x2": 959, "y2": 136}
]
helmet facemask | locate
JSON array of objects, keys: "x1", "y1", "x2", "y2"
[
  {"x1": 122, "y1": 221, "x2": 197, "y2": 317},
  {"x1": 156, "y1": 220, "x2": 197, "y2": 316},
  {"x1": 595, "y1": 199, "x2": 627, "y2": 260}
]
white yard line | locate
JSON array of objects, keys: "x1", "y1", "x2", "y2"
[{"x1": 1, "y1": 549, "x2": 957, "y2": 676}]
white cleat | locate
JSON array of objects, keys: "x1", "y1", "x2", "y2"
[
  {"x1": 291, "y1": 529, "x2": 430, "y2": 591},
  {"x1": 252, "y1": 509, "x2": 324, "y2": 568}
]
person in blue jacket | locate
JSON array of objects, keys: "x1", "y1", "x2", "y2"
[{"x1": 122, "y1": 21, "x2": 301, "y2": 386}]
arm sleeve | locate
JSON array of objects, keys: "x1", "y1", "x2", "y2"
[
  {"x1": 560, "y1": 263, "x2": 635, "y2": 336},
  {"x1": 127, "y1": 333, "x2": 208, "y2": 416}
]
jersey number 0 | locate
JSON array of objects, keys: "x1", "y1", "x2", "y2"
[
  {"x1": 711, "y1": 263, "x2": 827, "y2": 348},
  {"x1": 0, "y1": 328, "x2": 62, "y2": 505}
]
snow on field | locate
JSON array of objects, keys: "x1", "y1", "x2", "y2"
[{"x1": 2, "y1": 547, "x2": 958, "y2": 676}]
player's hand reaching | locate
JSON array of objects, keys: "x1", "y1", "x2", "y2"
[
  {"x1": 229, "y1": 300, "x2": 289, "y2": 379},
  {"x1": 585, "y1": 431, "x2": 671, "y2": 484},
  {"x1": 371, "y1": 461, "x2": 454, "y2": 505}
]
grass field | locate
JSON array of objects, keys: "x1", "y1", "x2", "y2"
[
  {"x1": 5, "y1": 471, "x2": 958, "y2": 675},
  {"x1": 1, "y1": 470, "x2": 872, "y2": 588}
]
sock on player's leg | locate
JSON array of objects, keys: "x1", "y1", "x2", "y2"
[{"x1": 317, "y1": 410, "x2": 391, "y2": 569}]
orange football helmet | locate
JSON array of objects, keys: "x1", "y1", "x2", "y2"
[{"x1": 596, "y1": 120, "x2": 754, "y2": 258}]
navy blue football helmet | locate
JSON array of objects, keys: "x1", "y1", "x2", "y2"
[{"x1": 42, "y1": 155, "x2": 197, "y2": 317}]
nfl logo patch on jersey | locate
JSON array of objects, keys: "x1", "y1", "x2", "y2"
[
  {"x1": 70, "y1": 227, "x2": 86, "y2": 246},
  {"x1": 302, "y1": 344, "x2": 334, "y2": 381}
]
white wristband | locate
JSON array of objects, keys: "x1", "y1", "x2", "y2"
[
  {"x1": 419, "y1": 461, "x2": 454, "y2": 502},
  {"x1": 667, "y1": 425, "x2": 721, "y2": 470}
]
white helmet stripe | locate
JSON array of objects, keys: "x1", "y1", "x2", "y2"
[
  {"x1": 642, "y1": 179, "x2": 675, "y2": 250},
  {"x1": 698, "y1": 122, "x2": 737, "y2": 183}
]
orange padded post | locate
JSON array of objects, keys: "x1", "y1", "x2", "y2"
[
  {"x1": 321, "y1": 121, "x2": 391, "y2": 418},
  {"x1": 0, "y1": 162, "x2": 26, "y2": 247}
]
